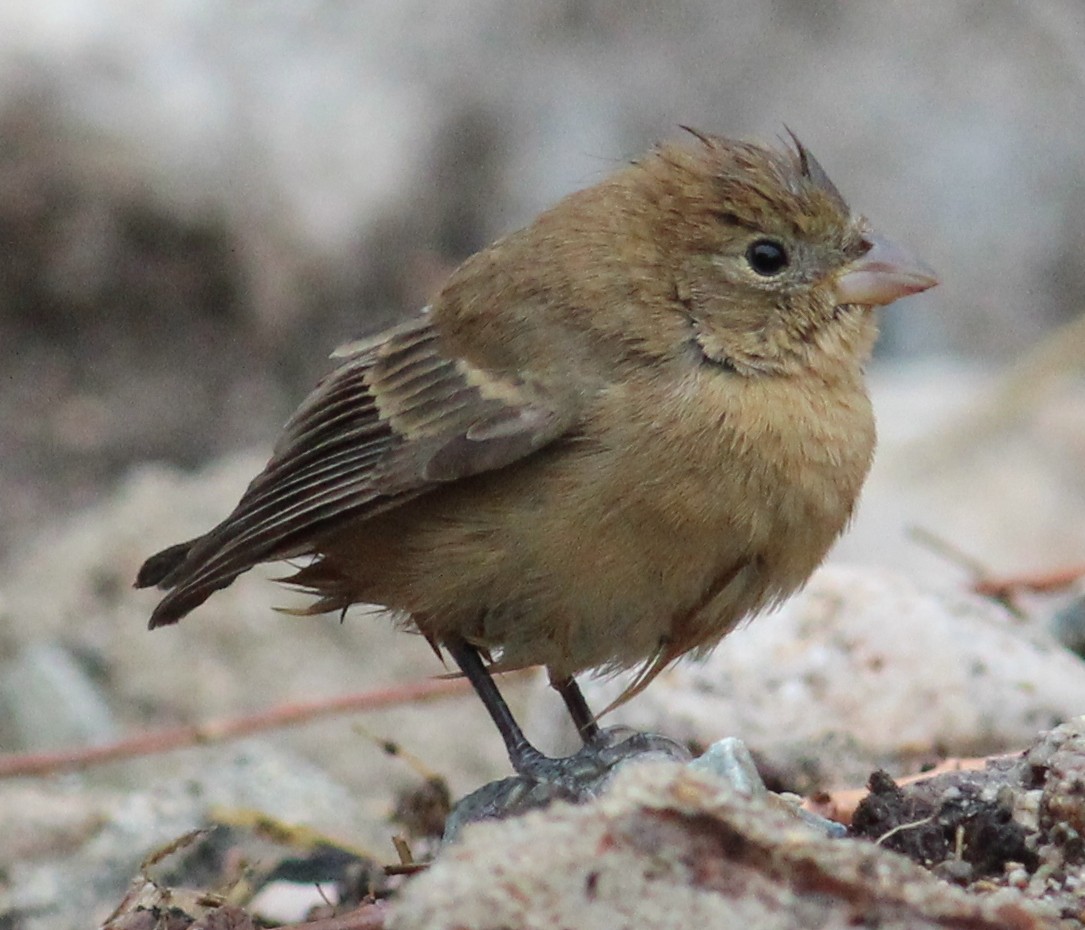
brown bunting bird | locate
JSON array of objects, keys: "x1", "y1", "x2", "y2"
[{"x1": 136, "y1": 130, "x2": 937, "y2": 780}]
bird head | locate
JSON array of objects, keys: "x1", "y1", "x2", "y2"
[{"x1": 638, "y1": 130, "x2": 938, "y2": 378}]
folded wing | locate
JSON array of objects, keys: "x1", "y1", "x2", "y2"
[{"x1": 137, "y1": 312, "x2": 574, "y2": 628}]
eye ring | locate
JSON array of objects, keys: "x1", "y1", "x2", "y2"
[{"x1": 745, "y1": 239, "x2": 789, "y2": 277}]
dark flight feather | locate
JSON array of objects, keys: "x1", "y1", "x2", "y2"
[{"x1": 137, "y1": 313, "x2": 572, "y2": 628}]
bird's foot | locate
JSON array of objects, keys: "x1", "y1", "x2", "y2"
[
  {"x1": 443, "y1": 726, "x2": 690, "y2": 840},
  {"x1": 443, "y1": 731, "x2": 846, "y2": 842},
  {"x1": 518, "y1": 724, "x2": 692, "y2": 791}
]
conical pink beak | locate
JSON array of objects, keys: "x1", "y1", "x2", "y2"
[{"x1": 833, "y1": 234, "x2": 938, "y2": 307}]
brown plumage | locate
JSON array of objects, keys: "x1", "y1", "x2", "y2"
[{"x1": 137, "y1": 130, "x2": 936, "y2": 772}]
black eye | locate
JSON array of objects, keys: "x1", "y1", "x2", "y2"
[{"x1": 745, "y1": 239, "x2": 789, "y2": 276}]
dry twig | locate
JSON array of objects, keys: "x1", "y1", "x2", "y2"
[
  {"x1": 0, "y1": 676, "x2": 482, "y2": 779},
  {"x1": 973, "y1": 564, "x2": 1085, "y2": 599}
]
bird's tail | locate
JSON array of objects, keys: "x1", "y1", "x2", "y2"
[
  {"x1": 134, "y1": 539, "x2": 197, "y2": 590},
  {"x1": 134, "y1": 534, "x2": 245, "y2": 630}
]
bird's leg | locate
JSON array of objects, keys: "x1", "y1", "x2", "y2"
[
  {"x1": 548, "y1": 672, "x2": 600, "y2": 743},
  {"x1": 442, "y1": 639, "x2": 694, "y2": 840},
  {"x1": 444, "y1": 637, "x2": 551, "y2": 776}
]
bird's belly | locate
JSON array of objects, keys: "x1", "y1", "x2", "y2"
[
  {"x1": 481, "y1": 373, "x2": 876, "y2": 674},
  {"x1": 492, "y1": 477, "x2": 746, "y2": 674},
  {"x1": 453, "y1": 439, "x2": 855, "y2": 676}
]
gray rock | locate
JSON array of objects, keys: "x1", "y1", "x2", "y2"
[
  {"x1": 0, "y1": 641, "x2": 119, "y2": 750},
  {"x1": 391, "y1": 759, "x2": 1043, "y2": 930}
]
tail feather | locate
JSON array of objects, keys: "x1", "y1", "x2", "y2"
[
  {"x1": 134, "y1": 539, "x2": 198, "y2": 589},
  {"x1": 140, "y1": 536, "x2": 346, "y2": 629},
  {"x1": 136, "y1": 535, "x2": 247, "y2": 629},
  {"x1": 146, "y1": 581, "x2": 226, "y2": 630}
]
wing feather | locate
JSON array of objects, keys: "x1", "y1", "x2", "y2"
[{"x1": 139, "y1": 312, "x2": 575, "y2": 627}]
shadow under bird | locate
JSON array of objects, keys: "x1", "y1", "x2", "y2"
[{"x1": 136, "y1": 129, "x2": 937, "y2": 787}]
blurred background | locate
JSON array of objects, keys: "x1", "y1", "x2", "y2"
[
  {"x1": 4, "y1": 5, "x2": 1085, "y2": 924},
  {"x1": 2, "y1": 0, "x2": 1085, "y2": 559}
]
